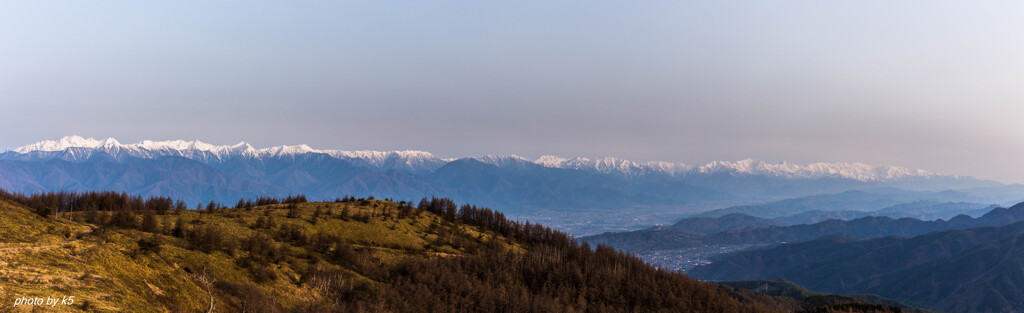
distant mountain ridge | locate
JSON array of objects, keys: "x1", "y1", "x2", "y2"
[
  {"x1": 582, "y1": 201, "x2": 1024, "y2": 252},
  {"x1": 771, "y1": 201, "x2": 997, "y2": 225},
  {"x1": 690, "y1": 204, "x2": 1024, "y2": 312},
  {"x1": 7, "y1": 136, "x2": 958, "y2": 181},
  {"x1": 0, "y1": 136, "x2": 1011, "y2": 234},
  {"x1": 670, "y1": 213, "x2": 786, "y2": 235},
  {"x1": 696, "y1": 189, "x2": 996, "y2": 219},
  {"x1": 702, "y1": 204, "x2": 1024, "y2": 246},
  {"x1": 8, "y1": 136, "x2": 453, "y2": 173}
]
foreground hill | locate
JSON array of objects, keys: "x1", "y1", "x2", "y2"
[
  {"x1": 0, "y1": 191, "x2": 903, "y2": 312},
  {"x1": 690, "y1": 210, "x2": 1024, "y2": 312}
]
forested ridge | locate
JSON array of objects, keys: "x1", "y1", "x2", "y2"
[{"x1": 0, "y1": 190, "x2": 901, "y2": 312}]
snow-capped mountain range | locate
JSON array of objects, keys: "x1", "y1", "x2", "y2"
[
  {"x1": 7, "y1": 136, "x2": 451, "y2": 173},
  {"x1": 5, "y1": 136, "x2": 943, "y2": 182},
  {"x1": 1, "y1": 135, "x2": 1011, "y2": 231}
]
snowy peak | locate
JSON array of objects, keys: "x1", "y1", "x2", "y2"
[
  {"x1": 694, "y1": 158, "x2": 937, "y2": 181},
  {"x1": 14, "y1": 135, "x2": 122, "y2": 153},
  {"x1": 137, "y1": 139, "x2": 216, "y2": 151},
  {"x1": 7, "y1": 136, "x2": 944, "y2": 182},
  {"x1": 532, "y1": 155, "x2": 939, "y2": 181},
  {"x1": 534, "y1": 155, "x2": 570, "y2": 167},
  {"x1": 474, "y1": 154, "x2": 535, "y2": 168},
  {"x1": 8, "y1": 136, "x2": 446, "y2": 172},
  {"x1": 329, "y1": 150, "x2": 450, "y2": 170},
  {"x1": 259, "y1": 144, "x2": 316, "y2": 157},
  {"x1": 134, "y1": 139, "x2": 260, "y2": 158},
  {"x1": 535, "y1": 155, "x2": 691, "y2": 176}
]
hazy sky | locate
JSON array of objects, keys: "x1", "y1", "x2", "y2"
[{"x1": 2, "y1": 1, "x2": 1023, "y2": 183}]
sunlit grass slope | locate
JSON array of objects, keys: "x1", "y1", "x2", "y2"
[
  {"x1": 0, "y1": 199, "x2": 516, "y2": 312},
  {"x1": 0, "y1": 195, "x2": 906, "y2": 313}
]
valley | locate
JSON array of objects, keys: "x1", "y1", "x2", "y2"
[{"x1": 637, "y1": 243, "x2": 772, "y2": 272}]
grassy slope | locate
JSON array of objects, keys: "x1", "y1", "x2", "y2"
[
  {"x1": 0, "y1": 200, "x2": 520, "y2": 312},
  {"x1": 0, "y1": 200, "x2": 83, "y2": 245},
  {"x1": 0, "y1": 198, "x2": 907, "y2": 313},
  {"x1": 1, "y1": 200, "x2": 209, "y2": 312}
]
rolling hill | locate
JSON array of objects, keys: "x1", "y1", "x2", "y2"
[{"x1": 0, "y1": 191, "x2": 908, "y2": 312}]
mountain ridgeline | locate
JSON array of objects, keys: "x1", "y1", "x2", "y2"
[
  {"x1": 694, "y1": 189, "x2": 1001, "y2": 219},
  {"x1": 690, "y1": 203, "x2": 1024, "y2": 313},
  {"x1": 0, "y1": 154, "x2": 728, "y2": 213},
  {"x1": 583, "y1": 201, "x2": 1024, "y2": 253},
  {"x1": 0, "y1": 190, "x2": 905, "y2": 313},
  {"x1": 0, "y1": 136, "x2": 1012, "y2": 218}
]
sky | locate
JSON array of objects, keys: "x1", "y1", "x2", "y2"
[{"x1": 1, "y1": 1, "x2": 1023, "y2": 183}]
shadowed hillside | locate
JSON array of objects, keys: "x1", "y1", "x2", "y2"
[{"x1": 691, "y1": 209, "x2": 1024, "y2": 313}]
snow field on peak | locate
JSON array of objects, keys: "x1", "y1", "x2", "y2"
[{"x1": 12, "y1": 136, "x2": 940, "y2": 181}]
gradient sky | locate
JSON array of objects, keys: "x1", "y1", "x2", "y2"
[{"x1": 2, "y1": 1, "x2": 1023, "y2": 183}]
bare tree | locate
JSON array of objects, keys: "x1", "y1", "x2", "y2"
[{"x1": 192, "y1": 266, "x2": 216, "y2": 313}]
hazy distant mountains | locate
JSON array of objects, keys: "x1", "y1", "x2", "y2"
[
  {"x1": 10, "y1": 136, "x2": 966, "y2": 181},
  {"x1": 0, "y1": 136, "x2": 1014, "y2": 213},
  {"x1": 695, "y1": 189, "x2": 1002, "y2": 219},
  {"x1": 689, "y1": 203, "x2": 1024, "y2": 312},
  {"x1": 581, "y1": 195, "x2": 1011, "y2": 252}
]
